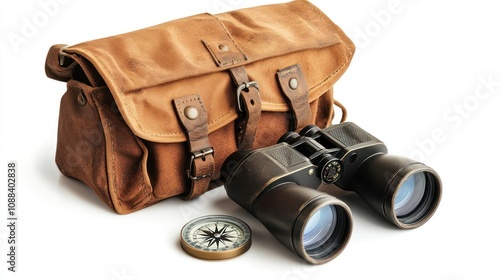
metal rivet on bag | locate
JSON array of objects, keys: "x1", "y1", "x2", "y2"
[
  {"x1": 218, "y1": 44, "x2": 229, "y2": 52},
  {"x1": 184, "y1": 106, "x2": 199, "y2": 120},
  {"x1": 289, "y1": 78, "x2": 298, "y2": 90},
  {"x1": 77, "y1": 90, "x2": 87, "y2": 106}
]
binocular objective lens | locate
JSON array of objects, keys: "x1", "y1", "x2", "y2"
[
  {"x1": 299, "y1": 204, "x2": 350, "y2": 262},
  {"x1": 303, "y1": 205, "x2": 337, "y2": 253},
  {"x1": 394, "y1": 172, "x2": 426, "y2": 217},
  {"x1": 351, "y1": 153, "x2": 442, "y2": 228}
]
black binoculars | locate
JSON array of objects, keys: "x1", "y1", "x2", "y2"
[{"x1": 221, "y1": 122, "x2": 442, "y2": 264}]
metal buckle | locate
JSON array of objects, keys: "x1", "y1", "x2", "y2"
[
  {"x1": 236, "y1": 81, "x2": 259, "y2": 112},
  {"x1": 59, "y1": 45, "x2": 69, "y2": 66},
  {"x1": 186, "y1": 147, "x2": 214, "y2": 180}
]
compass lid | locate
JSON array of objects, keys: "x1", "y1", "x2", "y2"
[{"x1": 180, "y1": 215, "x2": 252, "y2": 260}]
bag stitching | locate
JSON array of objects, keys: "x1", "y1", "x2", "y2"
[
  {"x1": 92, "y1": 92, "x2": 152, "y2": 212},
  {"x1": 310, "y1": 60, "x2": 348, "y2": 92},
  {"x1": 208, "y1": 14, "x2": 248, "y2": 64},
  {"x1": 90, "y1": 92, "x2": 122, "y2": 210}
]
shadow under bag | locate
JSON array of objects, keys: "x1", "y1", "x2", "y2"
[{"x1": 45, "y1": 0, "x2": 355, "y2": 214}]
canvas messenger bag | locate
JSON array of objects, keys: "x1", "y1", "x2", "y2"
[{"x1": 45, "y1": 0, "x2": 355, "y2": 214}]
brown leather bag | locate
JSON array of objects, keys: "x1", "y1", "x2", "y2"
[{"x1": 45, "y1": 0, "x2": 354, "y2": 214}]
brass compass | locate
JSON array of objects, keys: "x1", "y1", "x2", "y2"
[{"x1": 180, "y1": 215, "x2": 252, "y2": 260}]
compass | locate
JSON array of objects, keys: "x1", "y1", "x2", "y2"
[{"x1": 180, "y1": 215, "x2": 252, "y2": 260}]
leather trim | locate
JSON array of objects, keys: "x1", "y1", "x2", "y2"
[
  {"x1": 173, "y1": 95, "x2": 215, "y2": 199},
  {"x1": 277, "y1": 64, "x2": 312, "y2": 131},
  {"x1": 229, "y1": 66, "x2": 262, "y2": 150}
]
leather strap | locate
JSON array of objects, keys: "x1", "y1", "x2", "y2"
[
  {"x1": 173, "y1": 94, "x2": 215, "y2": 199},
  {"x1": 45, "y1": 44, "x2": 104, "y2": 87},
  {"x1": 334, "y1": 99, "x2": 348, "y2": 123},
  {"x1": 45, "y1": 44, "x2": 74, "y2": 82},
  {"x1": 276, "y1": 64, "x2": 312, "y2": 131},
  {"x1": 228, "y1": 66, "x2": 262, "y2": 150}
]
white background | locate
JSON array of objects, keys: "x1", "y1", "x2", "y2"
[{"x1": 1, "y1": 0, "x2": 499, "y2": 279}]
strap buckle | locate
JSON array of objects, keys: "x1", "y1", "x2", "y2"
[
  {"x1": 236, "y1": 81, "x2": 259, "y2": 112},
  {"x1": 186, "y1": 147, "x2": 214, "y2": 180}
]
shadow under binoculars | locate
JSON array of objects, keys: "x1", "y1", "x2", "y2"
[{"x1": 221, "y1": 122, "x2": 442, "y2": 264}]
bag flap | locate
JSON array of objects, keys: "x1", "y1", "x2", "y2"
[{"x1": 61, "y1": 0, "x2": 354, "y2": 143}]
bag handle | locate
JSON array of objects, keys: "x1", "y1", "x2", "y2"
[{"x1": 334, "y1": 99, "x2": 348, "y2": 123}]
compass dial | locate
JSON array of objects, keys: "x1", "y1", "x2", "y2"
[{"x1": 180, "y1": 215, "x2": 252, "y2": 260}]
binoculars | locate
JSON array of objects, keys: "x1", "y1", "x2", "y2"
[{"x1": 221, "y1": 122, "x2": 442, "y2": 264}]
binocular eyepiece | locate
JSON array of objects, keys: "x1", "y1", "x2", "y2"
[{"x1": 221, "y1": 122, "x2": 442, "y2": 264}]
